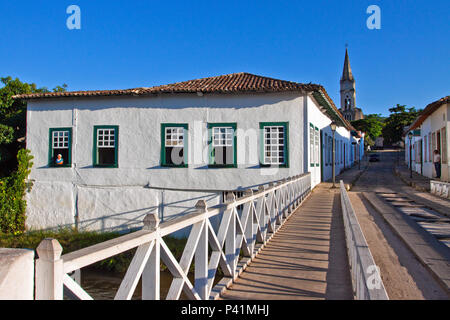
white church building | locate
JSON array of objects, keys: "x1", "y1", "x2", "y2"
[{"x1": 15, "y1": 71, "x2": 364, "y2": 232}]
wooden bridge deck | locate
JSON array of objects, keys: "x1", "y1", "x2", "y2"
[{"x1": 220, "y1": 184, "x2": 354, "y2": 300}]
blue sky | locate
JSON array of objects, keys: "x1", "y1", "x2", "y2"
[{"x1": 0, "y1": 0, "x2": 448, "y2": 116}]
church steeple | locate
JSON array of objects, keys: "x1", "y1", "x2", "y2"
[
  {"x1": 341, "y1": 48, "x2": 354, "y2": 81},
  {"x1": 339, "y1": 47, "x2": 363, "y2": 121}
]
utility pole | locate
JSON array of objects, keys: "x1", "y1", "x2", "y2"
[{"x1": 408, "y1": 132, "x2": 413, "y2": 179}]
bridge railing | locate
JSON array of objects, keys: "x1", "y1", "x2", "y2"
[
  {"x1": 339, "y1": 180, "x2": 389, "y2": 300},
  {"x1": 35, "y1": 173, "x2": 311, "y2": 300},
  {"x1": 430, "y1": 180, "x2": 450, "y2": 199}
]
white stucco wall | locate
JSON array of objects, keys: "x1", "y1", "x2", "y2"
[
  {"x1": 306, "y1": 96, "x2": 354, "y2": 187},
  {"x1": 0, "y1": 249, "x2": 34, "y2": 300},
  {"x1": 411, "y1": 103, "x2": 449, "y2": 181},
  {"x1": 25, "y1": 92, "x2": 307, "y2": 232}
]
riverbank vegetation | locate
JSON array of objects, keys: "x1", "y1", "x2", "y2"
[{"x1": 0, "y1": 76, "x2": 67, "y2": 234}]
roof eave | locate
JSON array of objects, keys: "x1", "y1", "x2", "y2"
[{"x1": 311, "y1": 89, "x2": 352, "y2": 131}]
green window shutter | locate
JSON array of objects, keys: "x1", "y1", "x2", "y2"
[
  {"x1": 309, "y1": 123, "x2": 314, "y2": 167},
  {"x1": 207, "y1": 123, "x2": 237, "y2": 168},
  {"x1": 93, "y1": 125, "x2": 119, "y2": 168},
  {"x1": 315, "y1": 127, "x2": 320, "y2": 166},
  {"x1": 260, "y1": 122, "x2": 289, "y2": 168},
  {"x1": 49, "y1": 128, "x2": 72, "y2": 167},
  {"x1": 161, "y1": 123, "x2": 189, "y2": 168}
]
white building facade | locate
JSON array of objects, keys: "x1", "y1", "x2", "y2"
[
  {"x1": 405, "y1": 96, "x2": 449, "y2": 182},
  {"x1": 16, "y1": 73, "x2": 361, "y2": 233}
]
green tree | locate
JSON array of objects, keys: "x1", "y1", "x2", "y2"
[
  {"x1": 0, "y1": 76, "x2": 67, "y2": 176},
  {"x1": 0, "y1": 149, "x2": 34, "y2": 234},
  {"x1": 382, "y1": 104, "x2": 421, "y2": 145},
  {"x1": 351, "y1": 114, "x2": 385, "y2": 141}
]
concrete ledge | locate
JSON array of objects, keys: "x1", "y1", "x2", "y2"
[
  {"x1": 340, "y1": 182, "x2": 389, "y2": 300},
  {"x1": 431, "y1": 180, "x2": 450, "y2": 199},
  {"x1": 0, "y1": 249, "x2": 35, "y2": 300},
  {"x1": 335, "y1": 161, "x2": 370, "y2": 191},
  {"x1": 362, "y1": 192, "x2": 450, "y2": 294},
  {"x1": 393, "y1": 166, "x2": 430, "y2": 192}
]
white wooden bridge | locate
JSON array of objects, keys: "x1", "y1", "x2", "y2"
[{"x1": 34, "y1": 173, "x2": 388, "y2": 300}]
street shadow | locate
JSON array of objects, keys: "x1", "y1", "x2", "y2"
[{"x1": 324, "y1": 192, "x2": 354, "y2": 300}]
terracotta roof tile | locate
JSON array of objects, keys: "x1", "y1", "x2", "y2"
[
  {"x1": 13, "y1": 73, "x2": 320, "y2": 99},
  {"x1": 406, "y1": 96, "x2": 450, "y2": 133},
  {"x1": 12, "y1": 72, "x2": 355, "y2": 130}
]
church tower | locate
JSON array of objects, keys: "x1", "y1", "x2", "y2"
[{"x1": 339, "y1": 48, "x2": 364, "y2": 121}]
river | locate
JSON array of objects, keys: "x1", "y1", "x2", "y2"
[{"x1": 76, "y1": 268, "x2": 197, "y2": 300}]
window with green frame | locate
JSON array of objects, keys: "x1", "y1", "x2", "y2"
[
  {"x1": 49, "y1": 128, "x2": 72, "y2": 167},
  {"x1": 93, "y1": 125, "x2": 119, "y2": 168},
  {"x1": 161, "y1": 123, "x2": 188, "y2": 167},
  {"x1": 208, "y1": 123, "x2": 237, "y2": 168},
  {"x1": 309, "y1": 123, "x2": 320, "y2": 167},
  {"x1": 315, "y1": 126, "x2": 320, "y2": 167},
  {"x1": 260, "y1": 122, "x2": 289, "y2": 167}
]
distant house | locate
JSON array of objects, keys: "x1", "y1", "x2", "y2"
[
  {"x1": 14, "y1": 72, "x2": 363, "y2": 232},
  {"x1": 374, "y1": 136, "x2": 384, "y2": 149},
  {"x1": 404, "y1": 96, "x2": 449, "y2": 181}
]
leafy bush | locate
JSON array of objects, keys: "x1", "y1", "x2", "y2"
[{"x1": 0, "y1": 148, "x2": 33, "y2": 234}]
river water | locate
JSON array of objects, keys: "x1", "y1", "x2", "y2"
[{"x1": 77, "y1": 268, "x2": 195, "y2": 300}]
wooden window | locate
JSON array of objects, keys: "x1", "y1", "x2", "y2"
[
  {"x1": 336, "y1": 140, "x2": 339, "y2": 165},
  {"x1": 261, "y1": 122, "x2": 289, "y2": 167},
  {"x1": 416, "y1": 140, "x2": 422, "y2": 164},
  {"x1": 94, "y1": 126, "x2": 118, "y2": 167},
  {"x1": 329, "y1": 136, "x2": 332, "y2": 165},
  {"x1": 49, "y1": 128, "x2": 72, "y2": 167},
  {"x1": 208, "y1": 123, "x2": 237, "y2": 167},
  {"x1": 161, "y1": 124, "x2": 188, "y2": 167},
  {"x1": 428, "y1": 133, "x2": 432, "y2": 162},
  {"x1": 324, "y1": 133, "x2": 328, "y2": 166},
  {"x1": 442, "y1": 127, "x2": 447, "y2": 164},
  {"x1": 314, "y1": 127, "x2": 320, "y2": 167},
  {"x1": 309, "y1": 124, "x2": 314, "y2": 167}
]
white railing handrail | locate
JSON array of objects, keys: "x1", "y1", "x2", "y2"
[
  {"x1": 340, "y1": 180, "x2": 389, "y2": 300},
  {"x1": 430, "y1": 180, "x2": 450, "y2": 199},
  {"x1": 35, "y1": 173, "x2": 312, "y2": 300}
]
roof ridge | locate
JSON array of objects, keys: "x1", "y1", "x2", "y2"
[{"x1": 12, "y1": 72, "x2": 322, "y2": 99}]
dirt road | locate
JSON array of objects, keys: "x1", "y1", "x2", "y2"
[{"x1": 350, "y1": 150, "x2": 449, "y2": 299}]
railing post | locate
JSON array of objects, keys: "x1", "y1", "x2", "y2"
[
  {"x1": 225, "y1": 193, "x2": 237, "y2": 280},
  {"x1": 194, "y1": 200, "x2": 209, "y2": 300},
  {"x1": 255, "y1": 185, "x2": 267, "y2": 240},
  {"x1": 243, "y1": 189, "x2": 255, "y2": 256},
  {"x1": 142, "y1": 213, "x2": 160, "y2": 300},
  {"x1": 35, "y1": 238, "x2": 64, "y2": 300}
]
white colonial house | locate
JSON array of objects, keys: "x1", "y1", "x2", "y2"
[
  {"x1": 405, "y1": 96, "x2": 450, "y2": 181},
  {"x1": 15, "y1": 72, "x2": 362, "y2": 233}
]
